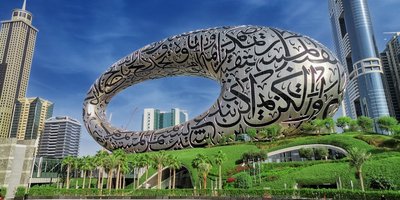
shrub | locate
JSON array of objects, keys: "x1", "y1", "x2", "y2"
[
  {"x1": 233, "y1": 172, "x2": 252, "y2": 189},
  {"x1": 300, "y1": 122, "x2": 316, "y2": 134},
  {"x1": 324, "y1": 117, "x2": 335, "y2": 133},
  {"x1": 314, "y1": 147, "x2": 329, "y2": 160},
  {"x1": 377, "y1": 116, "x2": 398, "y2": 134},
  {"x1": 349, "y1": 119, "x2": 359, "y2": 132},
  {"x1": 0, "y1": 187, "x2": 6, "y2": 198},
  {"x1": 336, "y1": 116, "x2": 352, "y2": 132},
  {"x1": 299, "y1": 148, "x2": 314, "y2": 160},
  {"x1": 357, "y1": 116, "x2": 374, "y2": 132},
  {"x1": 369, "y1": 175, "x2": 397, "y2": 190},
  {"x1": 15, "y1": 186, "x2": 26, "y2": 198}
]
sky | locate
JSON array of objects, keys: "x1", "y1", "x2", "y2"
[{"x1": 1, "y1": 0, "x2": 400, "y2": 156}]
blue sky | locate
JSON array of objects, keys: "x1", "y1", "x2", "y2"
[{"x1": 1, "y1": 0, "x2": 400, "y2": 156}]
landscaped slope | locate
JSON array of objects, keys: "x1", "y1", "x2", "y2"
[{"x1": 134, "y1": 133, "x2": 400, "y2": 189}]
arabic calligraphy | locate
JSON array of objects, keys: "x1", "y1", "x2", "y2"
[{"x1": 83, "y1": 26, "x2": 346, "y2": 153}]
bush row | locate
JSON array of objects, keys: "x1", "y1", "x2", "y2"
[{"x1": 25, "y1": 188, "x2": 400, "y2": 199}]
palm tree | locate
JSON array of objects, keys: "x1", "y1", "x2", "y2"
[
  {"x1": 198, "y1": 162, "x2": 212, "y2": 190},
  {"x1": 81, "y1": 156, "x2": 91, "y2": 189},
  {"x1": 169, "y1": 156, "x2": 182, "y2": 189},
  {"x1": 94, "y1": 150, "x2": 108, "y2": 190},
  {"x1": 112, "y1": 149, "x2": 127, "y2": 189},
  {"x1": 104, "y1": 154, "x2": 118, "y2": 191},
  {"x1": 165, "y1": 155, "x2": 174, "y2": 189},
  {"x1": 142, "y1": 154, "x2": 152, "y2": 182},
  {"x1": 347, "y1": 147, "x2": 371, "y2": 191},
  {"x1": 152, "y1": 151, "x2": 168, "y2": 189},
  {"x1": 61, "y1": 156, "x2": 75, "y2": 189},
  {"x1": 86, "y1": 156, "x2": 96, "y2": 188},
  {"x1": 129, "y1": 154, "x2": 139, "y2": 189},
  {"x1": 121, "y1": 161, "x2": 130, "y2": 189},
  {"x1": 72, "y1": 157, "x2": 81, "y2": 189},
  {"x1": 192, "y1": 154, "x2": 212, "y2": 189},
  {"x1": 215, "y1": 150, "x2": 227, "y2": 189}
]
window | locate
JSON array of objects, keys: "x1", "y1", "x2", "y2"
[
  {"x1": 339, "y1": 14, "x2": 347, "y2": 38},
  {"x1": 354, "y1": 98, "x2": 363, "y2": 117},
  {"x1": 346, "y1": 55, "x2": 353, "y2": 74},
  {"x1": 13, "y1": 12, "x2": 18, "y2": 16}
]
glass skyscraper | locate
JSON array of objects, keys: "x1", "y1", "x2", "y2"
[
  {"x1": 380, "y1": 33, "x2": 400, "y2": 121},
  {"x1": 329, "y1": 0, "x2": 389, "y2": 124},
  {"x1": 142, "y1": 108, "x2": 188, "y2": 131}
]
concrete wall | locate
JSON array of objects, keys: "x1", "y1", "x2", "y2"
[{"x1": 0, "y1": 138, "x2": 36, "y2": 199}]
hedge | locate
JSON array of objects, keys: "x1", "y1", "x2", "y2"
[{"x1": 25, "y1": 188, "x2": 400, "y2": 199}]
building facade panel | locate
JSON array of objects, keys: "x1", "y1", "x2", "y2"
[
  {"x1": 37, "y1": 116, "x2": 81, "y2": 159},
  {"x1": 0, "y1": 4, "x2": 37, "y2": 137},
  {"x1": 329, "y1": 0, "x2": 390, "y2": 123}
]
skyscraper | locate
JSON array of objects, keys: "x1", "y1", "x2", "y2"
[
  {"x1": 380, "y1": 33, "x2": 400, "y2": 121},
  {"x1": 0, "y1": 0, "x2": 38, "y2": 137},
  {"x1": 329, "y1": 0, "x2": 390, "y2": 122},
  {"x1": 9, "y1": 97, "x2": 53, "y2": 140},
  {"x1": 37, "y1": 116, "x2": 81, "y2": 159},
  {"x1": 142, "y1": 108, "x2": 188, "y2": 131}
]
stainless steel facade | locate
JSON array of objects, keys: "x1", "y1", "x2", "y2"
[
  {"x1": 83, "y1": 26, "x2": 345, "y2": 152},
  {"x1": 329, "y1": 0, "x2": 390, "y2": 121}
]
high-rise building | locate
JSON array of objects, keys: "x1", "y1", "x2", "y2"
[
  {"x1": 329, "y1": 0, "x2": 390, "y2": 123},
  {"x1": 380, "y1": 33, "x2": 400, "y2": 121},
  {"x1": 37, "y1": 116, "x2": 81, "y2": 159},
  {"x1": 142, "y1": 108, "x2": 188, "y2": 131},
  {"x1": 9, "y1": 97, "x2": 53, "y2": 140},
  {"x1": 0, "y1": 0, "x2": 38, "y2": 137}
]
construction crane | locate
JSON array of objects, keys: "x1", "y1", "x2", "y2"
[
  {"x1": 383, "y1": 32, "x2": 400, "y2": 35},
  {"x1": 124, "y1": 107, "x2": 138, "y2": 130}
]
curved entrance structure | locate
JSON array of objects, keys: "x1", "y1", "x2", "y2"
[{"x1": 83, "y1": 26, "x2": 346, "y2": 152}]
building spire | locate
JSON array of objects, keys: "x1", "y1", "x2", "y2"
[{"x1": 22, "y1": 0, "x2": 26, "y2": 10}]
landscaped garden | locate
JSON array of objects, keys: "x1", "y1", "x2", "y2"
[{"x1": 10, "y1": 115, "x2": 400, "y2": 199}]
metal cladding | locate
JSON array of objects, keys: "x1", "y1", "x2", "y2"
[{"x1": 83, "y1": 26, "x2": 346, "y2": 153}]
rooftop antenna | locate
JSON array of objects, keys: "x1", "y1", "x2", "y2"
[
  {"x1": 22, "y1": 0, "x2": 26, "y2": 10},
  {"x1": 124, "y1": 107, "x2": 138, "y2": 130}
]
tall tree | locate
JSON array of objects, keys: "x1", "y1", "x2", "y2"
[
  {"x1": 214, "y1": 150, "x2": 227, "y2": 189},
  {"x1": 347, "y1": 147, "x2": 371, "y2": 191},
  {"x1": 86, "y1": 156, "x2": 96, "y2": 189},
  {"x1": 72, "y1": 157, "x2": 81, "y2": 189},
  {"x1": 94, "y1": 150, "x2": 109, "y2": 190},
  {"x1": 104, "y1": 153, "x2": 118, "y2": 191},
  {"x1": 165, "y1": 155, "x2": 174, "y2": 189},
  {"x1": 80, "y1": 156, "x2": 91, "y2": 189},
  {"x1": 112, "y1": 149, "x2": 127, "y2": 189},
  {"x1": 152, "y1": 151, "x2": 168, "y2": 189},
  {"x1": 198, "y1": 162, "x2": 212, "y2": 190},
  {"x1": 192, "y1": 154, "x2": 212, "y2": 189},
  {"x1": 61, "y1": 156, "x2": 75, "y2": 189},
  {"x1": 121, "y1": 161, "x2": 130, "y2": 190},
  {"x1": 169, "y1": 156, "x2": 182, "y2": 189}
]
